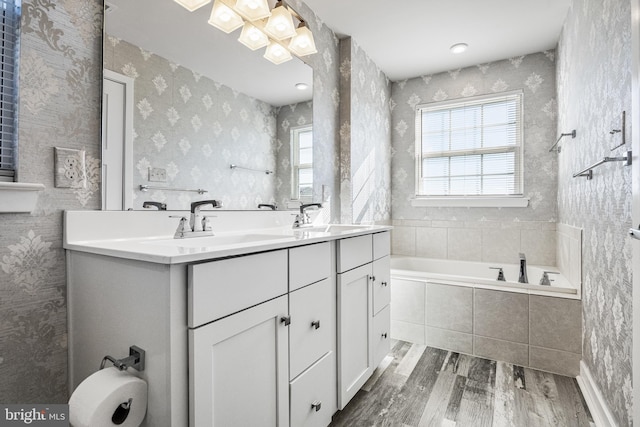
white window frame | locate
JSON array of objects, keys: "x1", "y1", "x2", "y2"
[
  {"x1": 290, "y1": 124, "x2": 313, "y2": 202},
  {"x1": 413, "y1": 90, "x2": 528, "y2": 208},
  {"x1": 0, "y1": 0, "x2": 19, "y2": 183}
]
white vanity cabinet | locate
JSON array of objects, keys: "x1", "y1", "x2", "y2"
[
  {"x1": 288, "y1": 242, "x2": 337, "y2": 427},
  {"x1": 336, "y1": 231, "x2": 391, "y2": 409},
  {"x1": 66, "y1": 216, "x2": 391, "y2": 427},
  {"x1": 188, "y1": 250, "x2": 290, "y2": 427}
]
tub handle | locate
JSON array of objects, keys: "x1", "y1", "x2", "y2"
[{"x1": 489, "y1": 267, "x2": 506, "y2": 281}]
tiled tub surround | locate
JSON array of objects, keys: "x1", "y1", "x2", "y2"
[
  {"x1": 391, "y1": 219, "x2": 557, "y2": 266},
  {"x1": 390, "y1": 258, "x2": 582, "y2": 377}
]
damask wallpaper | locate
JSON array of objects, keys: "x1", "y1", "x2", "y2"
[
  {"x1": 0, "y1": 0, "x2": 102, "y2": 402},
  {"x1": 104, "y1": 38, "x2": 279, "y2": 210},
  {"x1": 339, "y1": 38, "x2": 392, "y2": 224},
  {"x1": 0, "y1": 0, "x2": 341, "y2": 403},
  {"x1": 390, "y1": 52, "x2": 559, "y2": 264},
  {"x1": 557, "y1": 0, "x2": 633, "y2": 424}
]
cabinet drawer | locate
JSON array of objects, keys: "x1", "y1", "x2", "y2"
[
  {"x1": 373, "y1": 305, "x2": 391, "y2": 368},
  {"x1": 290, "y1": 352, "x2": 336, "y2": 427},
  {"x1": 372, "y1": 255, "x2": 390, "y2": 315},
  {"x1": 373, "y1": 231, "x2": 390, "y2": 260},
  {"x1": 188, "y1": 250, "x2": 288, "y2": 328},
  {"x1": 290, "y1": 278, "x2": 334, "y2": 379},
  {"x1": 289, "y1": 242, "x2": 331, "y2": 292},
  {"x1": 337, "y1": 234, "x2": 373, "y2": 273}
]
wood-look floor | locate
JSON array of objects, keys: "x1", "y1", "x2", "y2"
[{"x1": 330, "y1": 340, "x2": 594, "y2": 427}]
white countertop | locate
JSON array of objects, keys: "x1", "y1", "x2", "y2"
[{"x1": 64, "y1": 210, "x2": 391, "y2": 264}]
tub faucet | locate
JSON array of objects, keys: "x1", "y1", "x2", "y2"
[{"x1": 518, "y1": 253, "x2": 528, "y2": 284}]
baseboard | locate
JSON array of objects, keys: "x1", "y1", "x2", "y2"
[{"x1": 576, "y1": 361, "x2": 618, "y2": 427}]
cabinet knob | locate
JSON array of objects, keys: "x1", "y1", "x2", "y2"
[
  {"x1": 311, "y1": 400, "x2": 322, "y2": 412},
  {"x1": 382, "y1": 332, "x2": 388, "y2": 339},
  {"x1": 311, "y1": 320, "x2": 321, "y2": 330},
  {"x1": 280, "y1": 316, "x2": 291, "y2": 326},
  {"x1": 381, "y1": 281, "x2": 388, "y2": 287},
  {"x1": 371, "y1": 275, "x2": 376, "y2": 282}
]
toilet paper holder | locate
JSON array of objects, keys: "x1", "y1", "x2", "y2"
[{"x1": 100, "y1": 345, "x2": 146, "y2": 372}]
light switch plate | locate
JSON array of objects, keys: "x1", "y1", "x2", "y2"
[{"x1": 149, "y1": 167, "x2": 167, "y2": 182}]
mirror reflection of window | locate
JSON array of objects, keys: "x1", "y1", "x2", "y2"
[{"x1": 291, "y1": 125, "x2": 313, "y2": 202}]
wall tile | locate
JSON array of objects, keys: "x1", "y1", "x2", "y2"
[
  {"x1": 530, "y1": 295, "x2": 581, "y2": 354},
  {"x1": 474, "y1": 289, "x2": 528, "y2": 343},
  {"x1": 473, "y1": 336, "x2": 529, "y2": 366},
  {"x1": 447, "y1": 228, "x2": 482, "y2": 261},
  {"x1": 481, "y1": 228, "x2": 520, "y2": 264},
  {"x1": 391, "y1": 320, "x2": 425, "y2": 345},
  {"x1": 529, "y1": 346, "x2": 580, "y2": 377},
  {"x1": 426, "y1": 283, "x2": 473, "y2": 333},
  {"x1": 416, "y1": 227, "x2": 447, "y2": 259},
  {"x1": 391, "y1": 226, "x2": 415, "y2": 256},
  {"x1": 390, "y1": 278, "x2": 424, "y2": 324},
  {"x1": 425, "y1": 326, "x2": 473, "y2": 355},
  {"x1": 521, "y1": 228, "x2": 556, "y2": 266}
]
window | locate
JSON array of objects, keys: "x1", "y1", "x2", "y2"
[
  {"x1": 291, "y1": 125, "x2": 313, "y2": 201},
  {"x1": 0, "y1": 0, "x2": 19, "y2": 183},
  {"x1": 415, "y1": 91, "x2": 523, "y2": 200}
]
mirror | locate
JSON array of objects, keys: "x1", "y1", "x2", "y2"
[{"x1": 103, "y1": 0, "x2": 313, "y2": 210}]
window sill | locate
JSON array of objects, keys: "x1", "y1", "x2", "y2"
[
  {"x1": 411, "y1": 196, "x2": 530, "y2": 208},
  {"x1": 0, "y1": 182, "x2": 45, "y2": 213}
]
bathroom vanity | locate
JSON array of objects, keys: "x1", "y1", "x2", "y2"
[{"x1": 64, "y1": 210, "x2": 391, "y2": 427}]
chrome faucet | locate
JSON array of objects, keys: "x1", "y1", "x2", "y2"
[
  {"x1": 172, "y1": 199, "x2": 223, "y2": 238},
  {"x1": 292, "y1": 203, "x2": 322, "y2": 228},
  {"x1": 142, "y1": 201, "x2": 167, "y2": 210},
  {"x1": 539, "y1": 271, "x2": 559, "y2": 286},
  {"x1": 518, "y1": 253, "x2": 528, "y2": 284}
]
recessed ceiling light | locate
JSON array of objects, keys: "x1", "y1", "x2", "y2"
[
  {"x1": 295, "y1": 83, "x2": 309, "y2": 90},
  {"x1": 450, "y1": 43, "x2": 468, "y2": 54}
]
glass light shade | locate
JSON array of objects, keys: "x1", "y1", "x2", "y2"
[
  {"x1": 173, "y1": 0, "x2": 211, "y2": 12},
  {"x1": 288, "y1": 25, "x2": 317, "y2": 56},
  {"x1": 264, "y1": 41, "x2": 292, "y2": 64},
  {"x1": 208, "y1": 0, "x2": 244, "y2": 33},
  {"x1": 238, "y1": 22, "x2": 269, "y2": 50},
  {"x1": 263, "y1": 4, "x2": 296, "y2": 40},
  {"x1": 233, "y1": 0, "x2": 271, "y2": 21}
]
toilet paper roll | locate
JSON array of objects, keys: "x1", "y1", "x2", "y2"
[{"x1": 69, "y1": 367, "x2": 148, "y2": 427}]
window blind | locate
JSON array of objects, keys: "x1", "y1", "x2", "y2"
[
  {"x1": 0, "y1": 0, "x2": 19, "y2": 182},
  {"x1": 416, "y1": 91, "x2": 523, "y2": 197}
]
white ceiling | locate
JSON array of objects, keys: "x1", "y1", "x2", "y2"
[
  {"x1": 104, "y1": 0, "x2": 313, "y2": 107},
  {"x1": 105, "y1": 0, "x2": 570, "y2": 105},
  {"x1": 302, "y1": 0, "x2": 571, "y2": 81}
]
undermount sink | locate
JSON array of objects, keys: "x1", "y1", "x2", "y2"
[
  {"x1": 296, "y1": 224, "x2": 373, "y2": 233},
  {"x1": 144, "y1": 233, "x2": 291, "y2": 248}
]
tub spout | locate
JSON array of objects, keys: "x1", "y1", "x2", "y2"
[{"x1": 518, "y1": 253, "x2": 528, "y2": 284}]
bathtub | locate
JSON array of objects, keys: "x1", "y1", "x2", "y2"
[
  {"x1": 391, "y1": 255, "x2": 577, "y2": 297},
  {"x1": 389, "y1": 255, "x2": 582, "y2": 376}
]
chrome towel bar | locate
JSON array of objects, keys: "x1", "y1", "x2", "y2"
[
  {"x1": 549, "y1": 129, "x2": 576, "y2": 153},
  {"x1": 230, "y1": 164, "x2": 273, "y2": 174},
  {"x1": 139, "y1": 184, "x2": 207, "y2": 194},
  {"x1": 573, "y1": 150, "x2": 632, "y2": 180}
]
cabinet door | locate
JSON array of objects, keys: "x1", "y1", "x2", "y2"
[
  {"x1": 189, "y1": 296, "x2": 289, "y2": 427},
  {"x1": 372, "y1": 255, "x2": 390, "y2": 316},
  {"x1": 337, "y1": 263, "x2": 372, "y2": 409},
  {"x1": 289, "y1": 278, "x2": 334, "y2": 380}
]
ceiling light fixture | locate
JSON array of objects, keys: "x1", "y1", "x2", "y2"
[
  {"x1": 450, "y1": 43, "x2": 468, "y2": 54},
  {"x1": 173, "y1": 0, "x2": 211, "y2": 12},
  {"x1": 177, "y1": 0, "x2": 316, "y2": 65}
]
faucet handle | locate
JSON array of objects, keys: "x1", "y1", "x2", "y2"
[
  {"x1": 489, "y1": 267, "x2": 506, "y2": 281},
  {"x1": 169, "y1": 216, "x2": 190, "y2": 238}
]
